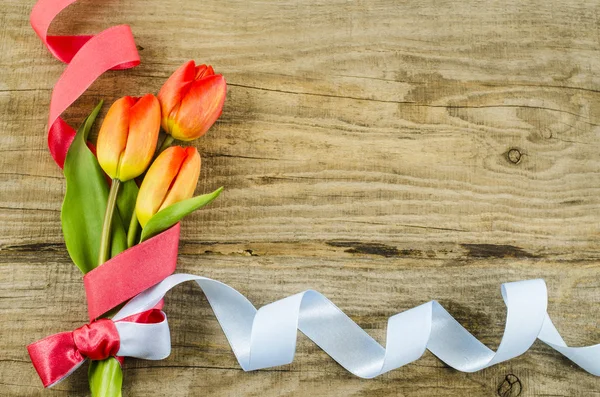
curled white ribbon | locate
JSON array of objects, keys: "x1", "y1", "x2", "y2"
[{"x1": 112, "y1": 275, "x2": 599, "y2": 377}]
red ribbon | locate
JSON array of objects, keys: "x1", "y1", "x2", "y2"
[
  {"x1": 84, "y1": 223, "x2": 180, "y2": 321},
  {"x1": 30, "y1": 0, "x2": 140, "y2": 167},
  {"x1": 28, "y1": 309, "x2": 165, "y2": 388}
]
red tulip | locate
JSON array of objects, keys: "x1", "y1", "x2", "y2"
[
  {"x1": 158, "y1": 61, "x2": 227, "y2": 141},
  {"x1": 97, "y1": 94, "x2": 161, "y2": 181},
  {"x1": 135, "y1": 146, "x2": 201, "y2": 227}
]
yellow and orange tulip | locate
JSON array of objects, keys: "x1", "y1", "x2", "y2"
[
  {"x1": 135, "y1": 146, "x2": 201, "y2": 228},
  {"x1": 97, "y1": 94, "x2": 161, "y2": 181},
  {"x1": 157, "y1": 61, "x2": 227, "y2": 141}
]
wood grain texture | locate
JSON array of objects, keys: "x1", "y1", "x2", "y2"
[{"x1": 1, "y1": 0, "x2": 599, "y2": 395}]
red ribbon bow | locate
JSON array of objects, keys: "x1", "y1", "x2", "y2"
[
  {"x1": 27, "y1": 224, "x2": 180, "y2": 387},
  {"x1": 27, "y1": 310, "x2": 165, "y2": 388}
]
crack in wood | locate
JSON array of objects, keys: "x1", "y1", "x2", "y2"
[{"x1": 461, "y1": 244, "x2": 538, "y2": 259}]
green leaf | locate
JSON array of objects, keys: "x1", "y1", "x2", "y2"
[
  {"x1": 110, "y1": 211, "x2": 128, "y2": 259},
  {"x1": 116, "y1": 179, "x2": 139, "y2": 230},
  {"x1": 61, "y1": 102, "x2": 105, "y2": 273},
  {"x1": 140, "y1": 187, "x2": 223, "y2": 242},
  {"x1": 61, "y1": 102, "x2": 128, "y2": 273},
  {"x1": 89, "y1": 358, "x2": 123, "y2": 397},
  {"x1": 115, "y1": 179, "x2": 139, "y2": 254}
]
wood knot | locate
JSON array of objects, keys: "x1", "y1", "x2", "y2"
[
  {"x1": 497, "y1": 374, "x2": 522, "y2": 397},
  {"x1": 507, "y1": 148, "x2": 522, "y2": 164}
]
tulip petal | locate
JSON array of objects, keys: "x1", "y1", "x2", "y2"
[
  {"x1": 136, "y1": 146, "x2": 186, "y2": 228},
  {"x1": 158, "y1": 60, "x2": 196, "y2": 131},
  {"x1": 160, "y1": 147, "x2": 201, "y2": 211},
  {"x1": 96, "y1": 96, "x2": 134, "y2": 179},
  {"x1": 194, "y1": 64, "x2": 214, "y2": 80},
  {"x1": 170, "y1": 74, "x2": 227, "y2": 140},
  {"x1": 118, "y1": 94, "x2": 161, "y2": 181}
]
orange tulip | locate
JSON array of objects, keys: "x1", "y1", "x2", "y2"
[
  {"x1": 158, "y1": 61, "x2": 227, "y2": 141},
  {"x1": 136, "y1": 146, "x2": 201, "y2": 228},
  {"x1": 97, "y1": 94, "x2": 161, "y2": 181}
]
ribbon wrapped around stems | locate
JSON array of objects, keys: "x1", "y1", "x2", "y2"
[
  {"x1": 83, "y1": 224, "x2": 181, "y2": 321},
  {"x1": 28, "y1": 275, "x2": 600, "y2": 387}
]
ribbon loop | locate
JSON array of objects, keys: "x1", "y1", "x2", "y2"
[
  {"x1": 27, "y1": 331, "x2": 85, "y2": 388},
  {"x1": 72, "y1": 319, "x2": 120, "y2": 361}
]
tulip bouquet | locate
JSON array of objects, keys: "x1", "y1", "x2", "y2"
[{"x1": 59, "y1": 61, "x2": 226, "y2": 396}]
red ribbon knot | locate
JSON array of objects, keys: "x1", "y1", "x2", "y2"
[{"x1": 72, "y1": 318, "x2": 120, "y2": 360}]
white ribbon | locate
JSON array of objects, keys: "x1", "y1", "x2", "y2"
[{"x1": 112, "y1": 274, "x2": 599, "y2": 377}]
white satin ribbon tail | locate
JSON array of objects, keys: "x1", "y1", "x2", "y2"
[{"x1": 111, "y1": 275, "x2": 599, "y2": 377}]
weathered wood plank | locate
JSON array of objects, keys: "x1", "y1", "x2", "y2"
[
  {"x1": 1, "y1": 0, "x2": 600, "y2": 395},
  {"x1": 0, "y1": 252, "x2": 599, "y2": 396},
  {"x1": 3, "y1": 0, "x2": 600, "y2": 255},
  {"x1": 3, "y1": 85, "x2": 600, "y2": 258}
]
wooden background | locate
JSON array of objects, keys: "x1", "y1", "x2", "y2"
[{"x1": 1, "y1": 0, "x2": 599, "y2": 395}]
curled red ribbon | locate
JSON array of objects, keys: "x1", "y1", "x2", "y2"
[{"x1": 30, "y1": 0, "x2": 140, "y2": 167}]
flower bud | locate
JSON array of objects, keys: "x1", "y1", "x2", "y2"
[
  {"x1": 97, "y1": 94, "x2": 161, "y2": 181},
  {"x1": 158, "y1": 61, "x2": 226, "y2": 141},
  {"x1": 135, "y1": 146, "x2": 201, "y2": 228}
]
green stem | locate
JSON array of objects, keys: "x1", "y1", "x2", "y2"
[
  {"x1": 90, "y1": 177, "x2": 127, "y2": 396},
  {"x1": 127, "y1": 211, "x2": 140, "y2": 248},
  {"x1": 158, "y1": 134, "x2": 175, "y2": 153},
  {"x1": 98, "y1": 179, "x2": 121, "y2": 266},
  {"x1": 89, "y1": 358, "x2": 122, "y2": 397},
  {"x1": 92, "y1": 179, "x2": 124, "y2": 396}
]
